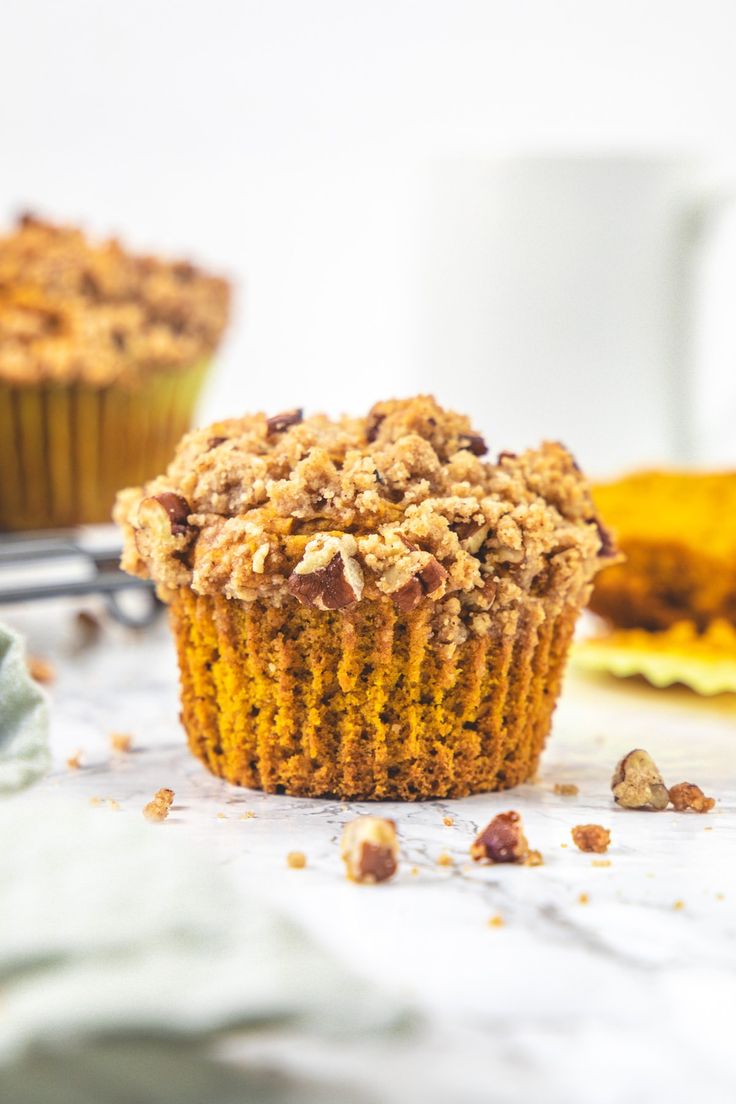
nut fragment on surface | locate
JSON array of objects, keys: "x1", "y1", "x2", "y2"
[
  {"x1": 340, "y1": 815, "x2": 399, "y2": 884},
  {"x1": 143, "y1": 787, "x2": 174, "y2": 822},
  {"x1": 470, "y1": 811, "x2": 538, "y2": 865},
  {"x1": 27, "y1": 655, "x2": 55, "y2": 684},
  {"x1": 288, "y1": 534, "x2": 364, "y2": 610},
  {"x1": 668, "y1": 782, "x2": 716, "y2": 814},
  {"x1": 286, "y1": 850, "x2": 307, "y2": 869},
  {"x1": 571, "y1": 824, "x2": 611, "y2": 854},
  {"x1": 554, "y1": 782, "x2": 579, "y2": 796},
  {"x1": 611, "y1": 749, "x2": 670, "y2": 810}
]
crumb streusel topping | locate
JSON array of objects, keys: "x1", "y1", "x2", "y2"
[
  {"x1": 115, "y1": 395, "x2": 612, "y2": 641},
  {"x1": 0, "y1": 214, "x2": 230, "y2": 385}
]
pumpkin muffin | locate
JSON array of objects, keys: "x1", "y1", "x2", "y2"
[
  {"x1": 591, "y1": 470, "x2": 736, "y2": 631},
  {"x1": 0, "y1": 214, "x2": 230, "y2": 530},
  {"x1": 115, "y1": 396, "x2": 612, "y2": 799}
]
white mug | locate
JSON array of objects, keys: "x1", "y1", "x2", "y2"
[{"x1": 414, "y1": 155, "x2": 736, "y2": 475}]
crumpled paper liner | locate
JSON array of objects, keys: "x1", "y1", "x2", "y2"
[
  {"x1": 169, "y1": 587, "x2": 585, "y2": 800},
  {"x1": 573, "y1": 619, "x2": 736, "y2": 695},
  {"x1": 0, "y1": 359, "x2": 208, "y2": 530}
]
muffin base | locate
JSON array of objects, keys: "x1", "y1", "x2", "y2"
[
  {"x1": 170, "y1": 589, "x2": 582, "y2": 800},
  {"x1": 0, "y1": 360, "x2": 208, "y2": 530}
]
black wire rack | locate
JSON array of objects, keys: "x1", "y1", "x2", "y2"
[{"x1": 0, "y1": 526, "x2": 160, "y2": 628}]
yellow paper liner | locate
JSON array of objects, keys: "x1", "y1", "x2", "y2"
[
  {"x1": 573, "y1": 619, "x2": 736, "y2": 695},
  {"x1": 169, "y1": 589, "x2": 584, "y2": 800},
  {"x1": 0, "y1": 360, "x2": 208, "y2": 530}
]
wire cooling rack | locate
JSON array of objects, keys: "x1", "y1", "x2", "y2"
[{"x1": 0, "y1": 526, "x2": 160, "y2": 628}]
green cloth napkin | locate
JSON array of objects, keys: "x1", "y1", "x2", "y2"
[{"x1": 0, "y1": 622, "x2": 50, "y2": 793}]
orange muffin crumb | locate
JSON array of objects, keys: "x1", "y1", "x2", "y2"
[
  {"x1": 571, "y1": 825, "x2": 611, "y2": 854},
  {"x1": 27, "y1": 655, "x2": 55, "y2": 684},
  {"x1": 286, "y1": 851, "x2": 307, "y2": 869}
]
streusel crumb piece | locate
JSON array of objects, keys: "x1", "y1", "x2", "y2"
[
  {"x1": 143, "y1": 787, "x2": 174, "y2": 822},
  {"x1": 110, "y1": 732, "x2": 133, "y2": 753},
  {"x1": 571, "y1": 824, "x2": 611, "y2": 854},
  {"x1": 668, "y1": 782, "x2": 715, "y2": 814},
  {"x1": 554, "y1": 783, "x2": 579, "y2": 796}
]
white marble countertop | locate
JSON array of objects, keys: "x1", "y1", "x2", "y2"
[{"x1": 4, "y1": 597, "x2": 736, "y2": 1104}]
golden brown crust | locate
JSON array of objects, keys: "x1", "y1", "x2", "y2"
[
  {"x1": 0, "y1": 214, "x2": 230, "y2": 385},
  {"x1": 116, "y1": 395, "x2": 610, "y2": 642}
]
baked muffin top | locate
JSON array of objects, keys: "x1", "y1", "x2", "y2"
[
  {"x1": 0, "y1": 214, "x2": 230, "y2": 385},
  {"x1": 594, "y1": 470, "x2": 736, "y2": 560},
  {"x1": 115, "y1": 395, "x2": 612, "y2": 643}
]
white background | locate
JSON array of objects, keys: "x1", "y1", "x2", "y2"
[{"x1": 2, "y1": 0, "x2": 736, "y2": 472}]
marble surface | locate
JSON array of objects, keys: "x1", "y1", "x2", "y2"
[{"x1": 3, "y1": 597, "x2": 736, "y2": 1104}]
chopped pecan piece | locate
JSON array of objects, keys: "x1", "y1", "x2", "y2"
[
  {"x1": 668, "y1": 782, "x2": 715, "y2": 814},
  {"x1": 288, "y1": 534, "x2": 364, "y2": 610},
  {"x1": 458, "y1": 433, "x2": 488, "y2": 457},
  {"x1": 611, "y1": 749, "x2": 669, "y2": 810},
  {"x1": 390, "y1": 555, "x2": 449, "y2": 612},
  {"x1": 366, "y1": 413, "x2": 385, "y2": 443},
  {"x1": 470, "y1": 811, "x2": 538, "y2": 864},
  {"x1": 590, "y1": 515, "x2": 616, "y2": 558},
  {"x1": 267, "y1": 408, "x2": 303, "y2": 434},
  {"x1": 136, "y1": 492, "x2": 193, "y2": 550},
  {"x1": 206, "y1": 435, "x2": 228, "y2": 451},
  {"x1": 571, "y1": 824, "x2": 611, "y2": 853},
  {"x1": 341, "y1": 816, "x2": 399, "y2": 884}
]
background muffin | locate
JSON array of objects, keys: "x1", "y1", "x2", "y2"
[
  {"x1": 0, "y1": 214, "x2": 230, "y2": 530},
  {"x1": 115, "y1": 395, "x2": 612, "y2": 799},
  {"x1": 591, "y1": 470, "x2": 736, "y2": 631}
]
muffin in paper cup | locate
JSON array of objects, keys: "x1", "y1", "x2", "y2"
[
  {"x1": 115, "y1": 396, "x2": 613, "y2": 800},
  {"x1": 0, "y1": 215, "x2": 230, "y2": 530}
]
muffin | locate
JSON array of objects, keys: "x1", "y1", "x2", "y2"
[
  {"x1": 591, "y1": 470, "x2": 736, "y2": 631},
  {"x1": 115, "y1": 396, "x2": 612, "y2": 799},
  {"x1": 0, "y1": 214, "x2": 230, "y2": 531}
]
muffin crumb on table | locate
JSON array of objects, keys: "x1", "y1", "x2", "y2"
[
  {"x1": 668, "y1": 782, "x2": 715, "y2": 814},
  {"x1": 27, "y1": 655, "x2": 55, "y2": 684},
  {"x1": 110, "y1": 732, "x2": 133, "y2": 754},
  {"x1": 286, "y1": 851, "x2": 307, "y2": 869},
  {"x1": 571, "y1": 825, "x2": 611, "y2": 853},
  {"x1": 143, "y1": 788, "x2": 174, "y2": 822}
]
